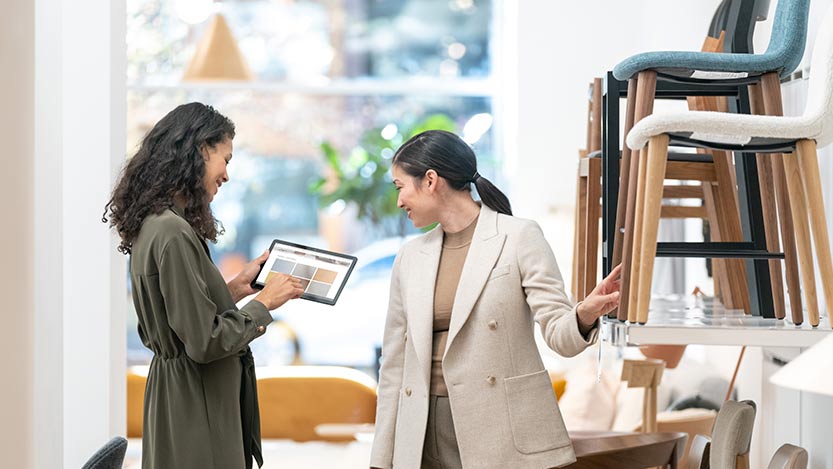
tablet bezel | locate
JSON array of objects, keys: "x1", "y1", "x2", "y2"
[{"x1": 250, "y1": 239, "x2": 358, "y2": 306}]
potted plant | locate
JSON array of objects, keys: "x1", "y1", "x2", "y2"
[{"x1": 309, "y1": 114, "x2": 457, "y2": 239}]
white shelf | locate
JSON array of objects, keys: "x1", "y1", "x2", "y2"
[{"x1": 601, "y1": 296, "x2": 833, "y2": 348}]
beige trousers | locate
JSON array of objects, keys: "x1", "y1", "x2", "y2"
[{"x1": 421, "y1": 395, "x2": 463, "y2": 469}]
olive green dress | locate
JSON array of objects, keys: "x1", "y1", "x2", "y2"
[{"x1": 130, "y1": 206, "x2": 272, "y2": 469}]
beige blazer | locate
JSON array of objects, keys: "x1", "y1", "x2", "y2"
[{"x1": 370, "y1": 204, "x2": 597, "y2": 469}]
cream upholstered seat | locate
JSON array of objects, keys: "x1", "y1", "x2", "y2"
[{"x1": 623, "y1": 4, "x2": 833, "y2": 326}]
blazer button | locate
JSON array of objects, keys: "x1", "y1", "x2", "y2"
[
  {"x1": 256, "y1": 325, "x2": 266, "y2": 333},
  {"x1": 486, "y1": 376, "x2": 496, "y2": 385},
  {"x1": 487, "y1": 320, "x2": 498, "y2": 330},
  {"x1": 405, "y1": 387, "x2": 412, "y2": 396}
]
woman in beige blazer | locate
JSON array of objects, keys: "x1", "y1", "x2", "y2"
[{"x1": 370, "y1": 130, "x2": 621, "y2": 469}]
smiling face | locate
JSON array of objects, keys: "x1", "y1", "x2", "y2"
[
  {"x1": 392, "y1": 164, "x2": 440, "y2": 228},
  {"x1": 202, "y1": 138, "x2": 232, "y2": 202}
]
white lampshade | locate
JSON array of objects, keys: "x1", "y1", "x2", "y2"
[{"x1": 769, "y1": 334, "x2": 833, "y2": 396}]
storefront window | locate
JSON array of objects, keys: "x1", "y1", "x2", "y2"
[{"x1": 126, "y1": 0, "x2": 498, "y2": 373}]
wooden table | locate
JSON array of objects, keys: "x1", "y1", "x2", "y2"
[{"x1": 565, "y1": 431, "x2": 688, "y2": 469}]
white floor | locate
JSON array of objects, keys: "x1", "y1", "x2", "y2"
[{"x1": 125, "y1": 438, "x2": 373, "y2": 468}]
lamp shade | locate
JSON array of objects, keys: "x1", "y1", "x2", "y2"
[
  {"x1": 769, "y1": 334, "x2": 833, "y2": 396},
  {"x1": 183, "y1": 13, "x2": 254, "y2": 81}
]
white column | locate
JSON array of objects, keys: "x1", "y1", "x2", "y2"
[
  {"x1": 34, "y1": 0, "x2": 127, "y2": 467},
  {"x1": 0, "y1": 0, "x2": 35, "y2": 467}
]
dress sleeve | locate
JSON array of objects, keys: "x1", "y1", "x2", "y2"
[{"x1": 159, "y1": 231, "x2": 272, "y2": 364}]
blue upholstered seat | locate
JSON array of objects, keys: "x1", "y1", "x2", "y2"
[{"x1": 613, "y1": 0, "x2": 809, "y2": 81}]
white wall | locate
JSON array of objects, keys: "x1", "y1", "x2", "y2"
[
  {"x1": 508, "y1": 0, "x2": 724, "y2": 221},
  {"x1": 1, "y1": 0, "x2": 128, "y2": 467},
  {"x1": 0, "y1": 0, "x2": 35, "y2": 467}
]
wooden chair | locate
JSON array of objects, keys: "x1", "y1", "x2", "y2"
[
  {"x1": 573, "y1": 80, "x2": 709, "y2": 302},
  {"x1": 625, "y1": 2, "x2": 833, "y2": 327},
  {"x1": 621, "y1": 359, "x2": 666, "y2": 433},
  {"x1": 256, "y1": 365, "x2": 377, "y2": 442},
  {"x1": 573, "y1": 78, "x2": 603, "y2": 301},
  {"x1": 126, "y1": 366, "x2": 148, "y2": 438},
  {"x1": 612, "y1": 0, "x2": 810, "y2": 323}
]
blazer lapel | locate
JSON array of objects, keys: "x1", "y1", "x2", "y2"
[
  {"x1": 407, "y1": 226, "x2": 443, "y2": 388},
  {"x1": 445, "y1": 205, "x2": 506, "y2": 356}
]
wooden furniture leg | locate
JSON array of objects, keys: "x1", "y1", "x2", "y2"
[
  {"x1": 748, "y1": 83, "x2": 787, "y2": 319},
  {"x1": 796, "y1": 139, "x2": 833, "y2": 328},
  {"x1": 585, "y1": 157, "x2": 602, "y2": 296},
  {"x1": 629, "y1": 147, "x2": 649, "y2": 323},
  {"x1": 575, "y1": 158, "x2": 589, "y2": 299},
  {"x1": 622, "y1": 71, "x2": 657, "y2": 322},
  {"x1": 614, "y1": 78, "x2": 639, "y2": 320},
  {"x1": 761, "y1": 72, "x2": 805, "y2": 325},
  {"x1": 636, "y1": 135, "x2": 670, "y2": 324},
  {"x1": 783, "y1": 151, "x2": 820, "y2": 327}
]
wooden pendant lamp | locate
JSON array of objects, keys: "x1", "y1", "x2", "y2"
[{"x1": 183, "y1": 13, "x2": 254, "y2": 81}]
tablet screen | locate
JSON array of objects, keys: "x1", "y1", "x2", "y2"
[{"x1": 253, "y1": 239, "x2": 357, "y2": 305}]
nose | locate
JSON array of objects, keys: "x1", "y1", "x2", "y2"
[
  {"x1": 397, "y1": 193, "x2": 404, "y2": 209},
  {"x1": 221, "y1": 170, "x2": 229, "y2": 183}
]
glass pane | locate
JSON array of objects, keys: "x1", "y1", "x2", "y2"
[
  {"x1": 126, "y1": 89, "x2": 496, "y2": 368},
  {"x1": 127, "y1": 0, "x2": 492, "y2": 84}
]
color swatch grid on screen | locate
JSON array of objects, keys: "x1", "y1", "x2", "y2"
[{"x1": 267, "y1": 258, "x2": 339, "y2": 297}]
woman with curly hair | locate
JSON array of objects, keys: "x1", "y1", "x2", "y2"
[{"x1": 104, "y1": 102, "x2": 303, "y2": 469}]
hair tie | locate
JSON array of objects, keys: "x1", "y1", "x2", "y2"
[{"x1": 469, "y1": 171, "x2": 481, "y2": 184}]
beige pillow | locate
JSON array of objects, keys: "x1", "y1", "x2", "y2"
[{"x1": 557, "y1": 353, "x2": 619, "y2": 431}]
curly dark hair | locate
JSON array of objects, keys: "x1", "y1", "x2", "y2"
[{"x1": 103, "y1": 102, "x2": 235, "y2": 254}]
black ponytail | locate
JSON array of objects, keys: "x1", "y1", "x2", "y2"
[
  {"x1": 392, "y1": 130, "x2": 512, "y2": 216},
  {"x1": 472, "y1": 175, "x2": 512, "y2": 216}
]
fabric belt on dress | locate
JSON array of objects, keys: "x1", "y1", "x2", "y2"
[{"x1": 240, "y1": 348, "x2": 263, "y2": 469}]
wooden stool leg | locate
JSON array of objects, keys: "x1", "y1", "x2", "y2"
[
  {"x1": 702, "y1": 184, "x2": 736, "y2": 307},
  {"x1": 710, "y1": 148, "x2": 751, "y2": 313},
  {"x1": 749, "y1": 83, "x2": 786, "y2": 319},
  {"x1": 637, "y1": 134, "x2": 669, "y2": 324},
  {"x1": 796, "y1": 139, "x2": 833, "y2": 328},
  {"x1": 620, "y1": 71, "x2": 657, "y2": 321},
  {"x1": 586, "y1": 157, "x2": 602, "y2": 295},
  {"x1": 783, "y1": 152, "x2": 820, "y2": 327},
  {"x1": 761, "y1": 72, "x2": 804, "y2": 325},
  {"x1": 572, "y1": 167, "x2": 581, "y2": 300},
  {"x1": 575, "y1": 161, "x2": 589, "y2": 299},
  {"x1": 629, "y1": 148, "x2": 649, "y2": 323},
  {"x1": 590, "y1": 78, "x2": 603, "y2": 153},
  {"x1": 613, "y1": 78, "x2": 639, "y2": 272},
  {"x1": 614, "y1": 78, "x2": 639, "y2": 319}
]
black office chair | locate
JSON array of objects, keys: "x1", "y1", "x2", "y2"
[{"x1": 81, "y1": 436, "x2": 128, "y2": 469}]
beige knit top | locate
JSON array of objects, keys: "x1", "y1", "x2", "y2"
[{"x1": 430, "y1": 215, "x2": 478, "y2": 396}]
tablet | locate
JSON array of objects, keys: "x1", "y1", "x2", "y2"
[{"x1": 251, "y1": 239, "x2": 358, "y2": 306}]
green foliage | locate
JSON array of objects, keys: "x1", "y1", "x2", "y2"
[{"x1": 310, "y1": 114, "x2": 456, "y2": 235}]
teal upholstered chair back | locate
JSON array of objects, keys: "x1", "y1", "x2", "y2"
[{"x1": 766, "y1": 0, "x2": 811, "y2": 77}]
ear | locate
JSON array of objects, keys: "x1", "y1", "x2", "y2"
[
  {"x1": 424, "y1": 169, "x2": 439, "y2": 193},
  {"x1": 199, "y1": 143, "x2": 210, "y2": 161}
]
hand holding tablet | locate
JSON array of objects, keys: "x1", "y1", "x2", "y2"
[{"x1": 251, "y1": 239, "x2": 358, "y2": 306}]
